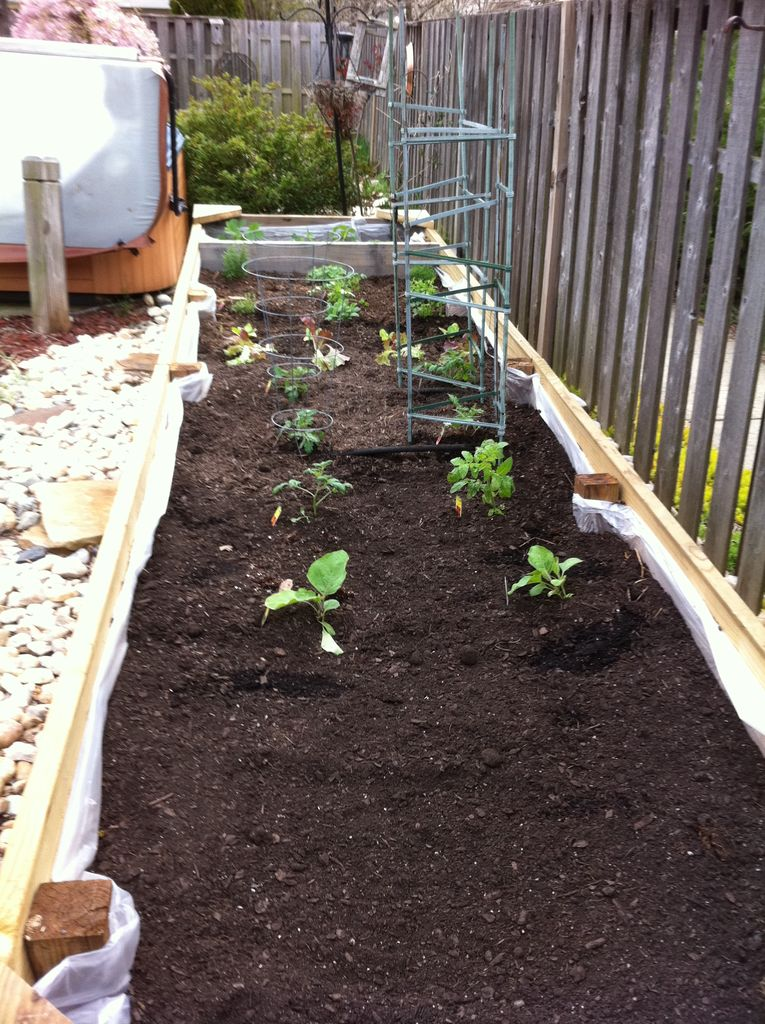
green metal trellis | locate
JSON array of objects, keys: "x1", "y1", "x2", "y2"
[{"x1": 387, "y1": 6, "x2": 516, "y2": 442}]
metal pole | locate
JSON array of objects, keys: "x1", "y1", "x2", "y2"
[{"x1": 324, "y1": 0, "x2": 348, "y2": 215}]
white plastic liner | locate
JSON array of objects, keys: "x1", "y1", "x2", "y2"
[
  {"x1": 0, "y1": 39, "x2": 164, "y2": 249},
  {"x1": 232, "y1": 216, "x2": 392, "y2": 243},
  {"x1": 32, "y1": 300, "x2": 214, "y2": 1022},
  {"x1": 508, "y1": 364, "x2": 765, "y2": 756}
]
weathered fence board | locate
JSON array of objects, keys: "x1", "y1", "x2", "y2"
[
  {"x1": 145, "y1": 15, "x2": 329, "y2": 111},
  {"x1": 653, "y1": 0, "x2": 736, "y2": 506}
]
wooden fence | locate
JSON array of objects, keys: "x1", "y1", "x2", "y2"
[
  {"x1": 361, "y1": 1, "x2": 765, "y2": 612},
  {"x1": 144, "y1": 15, "x2": 330, "y2": 112}
]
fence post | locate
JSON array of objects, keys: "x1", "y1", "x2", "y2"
[{"x1": 23, "y1": 156, "x2": 69, "y2": 335}]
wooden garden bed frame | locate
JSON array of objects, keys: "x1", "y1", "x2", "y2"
[{"x1": 2, "y1": 209, "x2": 764, "y2": 1021}]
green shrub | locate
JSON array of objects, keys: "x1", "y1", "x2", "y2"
[
  {"x1": 170, "y1": 0, "x2": 244, "y2": 15},
  {"x1": 178, "y1": 76, "x2": 351, "y2": 214}
]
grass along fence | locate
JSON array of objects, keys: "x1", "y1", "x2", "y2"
[{"x1": 360, "y1": 0, "x2": 765, "y2": 613}]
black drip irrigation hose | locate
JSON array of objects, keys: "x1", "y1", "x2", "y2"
[{"x1": 335, "y1": 443, "x2": 467, "y2": 457}]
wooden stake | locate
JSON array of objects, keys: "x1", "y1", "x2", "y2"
[
  {"x1": 574, "y1": 473, "x2": 621, "y2": 502},
  {"x1": 0, "y1": 963, "x2": 72, "y2": 1024},
  {"x1": 23, "y1": 880, "x2": 111, "y2": 981},
  {"x1": 22, "y1": 157, "x2": 69, "y2": 335}
]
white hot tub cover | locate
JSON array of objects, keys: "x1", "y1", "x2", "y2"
[{"x1": 0, "y1": 38, "x2": 166, "y2": 254}]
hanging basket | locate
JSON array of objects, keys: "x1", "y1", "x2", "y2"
[{"x1": 309, "y1": 80, "x2": 371, "y2": 139}]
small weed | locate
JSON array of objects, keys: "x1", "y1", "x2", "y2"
[
  {"x1": 448, "y1": 439, "x2": 515, "y2": 518},
  {"x1": 276, "y1": 408, "x2": 326, "y2": 455},
  {"x1": 230, "y1": 294, "x2": 257, "y2": 315},
  {"x1": 272, "y1": 461, "x2": 352, "y2": 523}
]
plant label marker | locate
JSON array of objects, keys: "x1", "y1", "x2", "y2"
[
  {"x1": 271, "y1": 506, "x2": 282, "y2": 527},
  {"x1": 455, "y1": 496, "x2": 463, "y2": 517}
]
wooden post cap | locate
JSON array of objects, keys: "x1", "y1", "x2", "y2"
[
  {"x1": 21, "y1": 157, "x2": 61, "y2": 182},
  {"x1": 574, "y1": 473, "x2": 621, "y2": 502},
  {"x1": 24, "y1": 880, "x2": 112, "y2": 980}
]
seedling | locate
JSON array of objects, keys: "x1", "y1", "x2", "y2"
[
  {"x1": 269, "y1": 364, "x2": 315, "y2": 404},
  {"x1": 306, "y1": 264, "x2": 364, "y2": 293},
  {"x1": 263, "y1": 550, "x2": 349, "y2": 655},
  {"x1": 230, "y1": 294, "x2": 257, "y2": 315},
  {"x1": 225, "y1": 323, "x2": 269, "y2": 365},
  {"x1": 326, "y1": 293, "x2": 363, "y2": 323},
  {"x1": 272, "y1": 461, "x2": 352, "y2": 523},
  {"x1": 436, "y1": 394, "x2": 483, "y2": 442},
  {"x1": 328, "y1": 224, "x2": 358, "y2": 241},
  {"x1": 419, "y1": 345, "x2": 477, "y2": 383},
  {"x1": 506, "y1": 546, "x2": 583, "y2": 600},
  {"x1": 223, "y1": 218, "x2": 265, "y2": 241},
  {"x1": 410, "y1": 265, "x2": 441, "y2": 318},
  {"x1": 376, "y1": 328, "x2": 424, "y2": 367},
  {"x1": 221, "y1": 246, "x2": 248, "y2": 280},
  {"x1": 276, "y1": 408, "x2": 326, "y2": 455},
  {"x1": 447, "y1": 439, "x2": 515, "y2": 517}
]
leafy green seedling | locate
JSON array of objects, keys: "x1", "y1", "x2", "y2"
[
  {"x1": 223, "y1": 218, "x2": 265, "y2": 241},
  {"x1": 326, "y1": 294, "x2": 362, "y2": 322},
  {"x1": 263, "y1": 550, "x2": 349, "y2": 655},
  {"x1": 272, "y1": 460, "x2": 352, "y2": 523},
  {"x1": 419, "y1": 346, "x2": 477, "y2": 383},
  {"x1": 276, "y1": 408, "x2": 325, "y2": 455},
  {"x1": 376, "y1": 328, "x2": 424, "y2": 367},
  {"x1": 506, "y1": 546, "x2": 583, "y2": 600},
  {"x1": 270, "y1": 364, "x2": 314, "y2": 403},
  {"x1": 436, "y1": 394, "x2": 482, "y2": 442},
  {"x1": 447, "y1": 439, "x2": 515, "y2": 517},
  {"x1": 230, "y1": 294, "x2": 257, "y2": 315},
  {"x1": 328, "y1": 224, "x2": 358, "y2": 241}
]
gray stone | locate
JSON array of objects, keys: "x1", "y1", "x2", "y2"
[
  {"x1": 156, "y1": 293, "x2": 173, "y2": 307},
  {"x1": 16, "y1": 546, "x2": 47, "y2": 564}
]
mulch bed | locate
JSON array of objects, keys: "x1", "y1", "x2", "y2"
[
  {"x1": 0, "y1": 297, "x2": 148, "y2": 363},
  {"x1": 96, "y1": 273, "x2": 765, "y2": 1024}
]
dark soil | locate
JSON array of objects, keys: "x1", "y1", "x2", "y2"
[{"x1": 96, "y1": 274, "x2": 765, "y2": 1024}]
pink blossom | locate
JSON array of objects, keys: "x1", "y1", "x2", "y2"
[{"x1": 13, "y1": 0, "x2": 163, "y2": 60}]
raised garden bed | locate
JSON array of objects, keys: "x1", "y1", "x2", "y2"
[
  {"x1": 96, "y1": 272, "x2": 765, "y2": 1023},
  {"x1": 199, "y1": 213, "x2": 432, "y2": 277}
]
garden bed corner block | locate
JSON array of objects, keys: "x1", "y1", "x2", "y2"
[
  {"x1": 0, "y1": 223, "x2": 207, "y2": 986},
  {"x1": 423, "y1": 225, "x2": 765, "y2": 705}
]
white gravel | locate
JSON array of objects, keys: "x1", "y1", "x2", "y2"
[{"x1": 0, "y1": 308, "x2": 169, "y2": 853}]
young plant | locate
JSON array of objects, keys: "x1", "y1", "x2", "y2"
[
  {"x1": 221, "y1": 246, "x2": 248, "y2": 280},
  {"x1": 230, "y1": 294, "x2": 257, "y2": 315},
  {"x1": 506, "y1": 546, "x2": 583, "y2": 601},
  {"x1": 328, "y1": 224, "x2": 359, "y2": 241},
  {"x1": 326, "y1": 293, "x2": 362, "y2": 323},
  {"x1": 272, "y1": 461, "x2": 352, "y2": 523},
  {"x1": 263, "y1": 550, "x2": 349, "y2": 655},
  {"x1": 225, "y1": 323, "x2": 265, "y2": 365},
  {"x1": 270, "y1": 364, "x2": 314, "y2": 403},
  {"x1": 223, "y1": 218, "x2": 265, "y2": 241},
  {"x1": 436, "y1": 394, "x2": 483, "y2": 442},
  {"x1": 419, "y1": 345, "x2": 477, "y2": 383},
  {"x1": 376, "y1": 329, "x2": 425, "y2": 367},
  {"x1": 277, "y1": 408, "x2": 325, "y2": 455},
  {"x1": 447, "y1": 439, "x2": 515, "y2": 517},
  {"x1": 409, "y1": 265, "x2": 441, "y2": 318}
]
